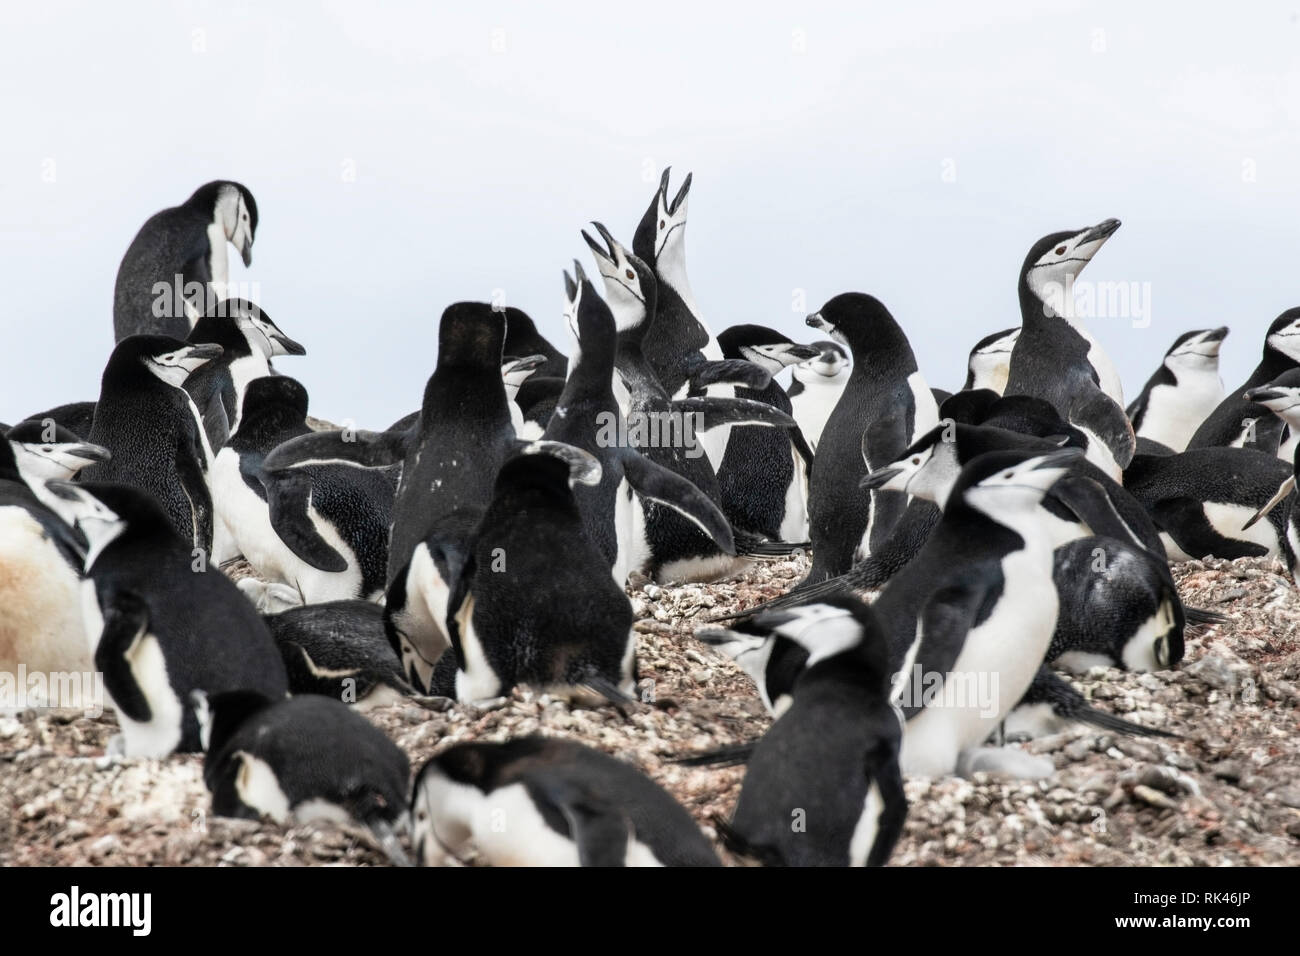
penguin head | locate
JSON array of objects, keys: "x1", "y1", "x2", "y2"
[
  {"x1": 965, "y1": 327, "x2": 1020, "y2": 391},
  {"x1": 560, "y1": 263, "x2": 619, "y2": 376},
  {"x1": 43, "y1": 481, "x2": 127, "y2": 569},
  {"x1": 435, "y1": 303, "x2": 507, "y2": 370},
  {"x1": 238, "y1": 375, "x2": 311, "y2": 429},
  {"x1": 1264, "y1": 308, "x2": 1300, "y2": 364},
  {"x1": 229, "y1": 300, "x2": 304, "y2": 359},
  {"x1": 583, "y1": 222, "x2": 657, "y2": 336},
  {"x1": 411, "y1": 742, "x2": 521, "y2": 866},
  {"x1": 805, "y1": 293, "x2": 908, "y2": 354},
  {"x1": 1021, "y1": 219, "x2": 1121, "y2": 316},
  {"x1": 632, "y1": 167, "x2": 691, "y2": 266},
  {"x1": 717, "y1": 325, "x2": 821, "y2": 374},
  {"x1": 516, "y1": 441, "x2": 602, "y2": 488},
  {"x1": 198, "y1": 181, "x2": 258, "y2": 266},
  {"x1": 1244, "y1": 368, "x2": 1300, "y2": 425},
  {"x1": 955, "y1": 448, "x2": 1084, "y2": 524},
  {"x1": 110, "y1": 335, "x2": 222, "y2": 389},
  {"x1": 5, "y1": 420, "x2": 110, "y2": 482},
  {"x1": 1164, "y1": 327, "x2": 1227, "y2": 373},
  {"x1": 792, "y1": 341, "x2": 849, "y2": 381},
  {"x1": 500, "y1": 353, "x2": 545, "y2": 398},
  {"x1": 861, "y1": 422, "x2": 960, "y2": 503}
]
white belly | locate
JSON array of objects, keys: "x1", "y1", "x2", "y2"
[
  {"x1": 0, "y1": 508, "x2": 90, "y2": 677},
  {"x1": 1136, "y1": 378, "x2": 1222, "y2": 452}
]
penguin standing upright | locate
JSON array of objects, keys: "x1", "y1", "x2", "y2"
[
  {"x1": 1188, "y1": 309, "x2": 1300, "y2": 452},
  {"x1": 45, "y1": 481, "x2": 286, "y2": 757},
  {"x1": 786, "y1": 341, "x2": 849, "y2": 452},
  {"x1": 1126, "y1": 328, "x2": 1227, "y2": 453},
  {"x1": 411, "y1": 737, "x2": 721, "y2": 867},
  {"x1": 0, "y1": 440, "x2": 92, "y2": 685},
  {"x1": 714, "y1": 325, "x2": 818, "y2": 542},
  {"x1": 804, "y1": 293, "x2": 939, "y2": 580},
  {"x1": 1003, "y1": 219, "x2": 1133, "y2": 478},
  {"x1": 197, "y1": 690, "x2": 410, "y2": 865},
  {"x1": 714, "y1": 598, "x2": 906, "y2": 867},
  {"x1": 214, "y1": 376, "x2": 395, "y2": 603},
  {"x1": 78, "y1": 335, "x2": 223, "y2": 550},
  {"x1": 439, "y1": 449, "x2": 633, "y2": 703},
  {"x1": 114, "y1": 181, "x2": 259, "y2": 340}
]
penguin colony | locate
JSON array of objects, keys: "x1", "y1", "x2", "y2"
[{"x1": 3, "y1": 173, "x2": 1295, "y2": 868}]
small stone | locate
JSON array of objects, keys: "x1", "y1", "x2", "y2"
[
  {"x1": 1210, "y1": 760, "x2": 1244, "y2": 783},
  {"x1": 1271, "y1": 786, "x2": 1300, "y2": 809},
  {"x1": 1132, "y1": 785, "x2": 1179, "y2": 811}
]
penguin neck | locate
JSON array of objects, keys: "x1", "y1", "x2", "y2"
[
  {"x1": 615, "y1": 340, "x2": 668, "y2": 402},
  {"x1": 1250, "y1": 346, "x2": 1299, "y2": 387},
  {"x1": 1019, "y1": 277, "x2": 1094, "y2": 339}
]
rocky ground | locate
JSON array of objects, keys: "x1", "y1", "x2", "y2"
[{"x1": 2, "y1": 555, "x2": 1298, "y2": 866}]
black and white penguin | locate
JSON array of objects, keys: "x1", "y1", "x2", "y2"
[
  {"x1": 410, "y1": 736, "x2": 721, "y2": 866},
  {"x1": 78, "y1": 335, "x2": 223, "y2": 551},
  {"x1": 0, "y1": 440, "x2": 92, "y2": 686},
  {"x1": 184, "y1": 299, "x2": 305, "y2": 452},
  {"x1": 262, "y1": 303, "x2": 591, "y2": 693},
  {"x1": 786, "y1": 340, "x2": 849, "y2": 452},
  {"x1": 6, "y1": 420, "x2": 110, "y2": 511},
  {"x1": 213, "y1": 376, "x2": 395, "y2": 603},
  {"x1": 714, "y1": 325, "x2": 818, "y2": 543},
  {"x1": 264, "y1": 600, "x2": 413, "y2": 708},
  {"x1": 804, "y1": 292, "x2": 939, "y2": 579},
  {"x1": 1004, "y1": 219, "x2": 1133, "y2": 478},
  {"x1": 585, "y1": 225, "x2": 798, "y2": 583},
  {"x1": 714, "y1": 597, "x2": 906, "y2": 867},
  {"x1": 1123, "y1": 447, "x2": 1292, "y2": 560},
  {"x1": 542, "y1": 266, "x2": 735, "y2": 584},
  {"x1": 113, "y1": 181, "x2": 259, "y2": 340},
  {"x1": 1126, "y1": 328, "x2": 1227, "y2": 453},
  {"x1": 1244, "y1": 368, "x2": 1300, "y2": 464},
  {"x1": 502, "y1": 306, "x2": 569, "y2": 380},
  {"x1": 45, "y1": 481, "x2": 286, "y2": 757},
  {"x1": 1189, "y1": 309, "x2": 1300, "y2": 453},
  {"x1": 962, "y1": 328, "x2": 1020, "y2": 394},
  {"x1": 197, "y1": 689, "x2": 411, "y2": 866},
  {"x1": 434, "y1": 449, "x2": 632, "y2": 703},
  {"x1": 513, "y1": 375, "x2": 566, "y2": 439},
  {"x1": 502, "y1": 353, "x2": 546, "y2": 438}
]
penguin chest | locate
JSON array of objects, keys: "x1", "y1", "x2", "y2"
[
  {"x1": 0, "y1": 508, "x2": 88, "y2": 676},
  {"x1": 1138, "y1": 378, "x2": 1221, "y2": 452},
  {"x1": 212, "y1": 454, "x2": 285, "y2": 578}
]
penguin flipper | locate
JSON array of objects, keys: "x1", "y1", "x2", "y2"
[
  {"x1": 708, "y1": 573, "x2": 851, "y2": 622},
  {"x1": 669, "y1": 741, "x2": 758, "y2": 768},
  {"x1": 175, "y1": 427, "x2": 214, "y2": 552},
  {"x1": 1023, "y1": 668, "x2": 1178, "y2": 738},
  {"x1": 671, "y1": 397, "x2": 796, "y2": 431},
  {"x1": 788, "y1": 422, "x2": 815, "y2": 479},
  {"x1": 262, "y1": 470, "x2": 349, "y2": 572},
  {"x1": 899, "y1": 584, "x2": 989, "y2": 718},
  {"x1": 711, "y1": 814, "x2": 784, "y2": 866},
  {"x1": 864, "y1": 743, "x2": 908, "y2": 867},
  {"x1": 619, "y1": 449, "x2": 736, "y2": 554},
  {"x1": 533, "y1": 781, "x2": 632, "y2": 866},
  {"x1": 687, "y1": 359, "x2": 773, "y2": 391},
  {"x1": 1152, "y1": 497, "x2": 1269, "y2": 559},
  {"x1": 1242, "y1": 474, "x2": 1295, "y2": 529},
  {"x1": 515, "y1": 439, "x2": 602, "y2": 486},
  {"x1": 1047, "y1": 475, "x2": 1145, "y2": 548},
  {"x1": 93, "y1": 590, "x2": 154, "y2": 724},
  {"x1": 1069, "y1": 390, "x2": 1136, "y2": 469},
  {"x1": 263, "y1": 427, "x2": 411, "y2": 471}
]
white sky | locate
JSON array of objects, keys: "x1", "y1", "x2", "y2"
[{"x1": 3, "y1": 1, "x2": 1299, "y2": 427}]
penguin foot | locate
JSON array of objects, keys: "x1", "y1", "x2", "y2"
[{"x1": 957, "y1": 746, "x2": 1055, "y2": 780}]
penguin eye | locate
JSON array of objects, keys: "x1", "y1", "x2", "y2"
[
  {"x1": 625, "y1": 269, "x2": 635, "y2": 280},
  {"x1": 1003, "y1": 471, "x2": 1015, "y2": 479},
  {"x1": 659, "y1": 220, "x2": 665, "y2": 229},
  {"x1": 417, "y1": 810, "x2": 427, "y2": 822},
  {"x1": 41, "y1": 446, "x2": 54, "y2": 454},
  {"x1": 1055, "y1": 246, "x2": 1066, "y2": 255},
  {"x1": 911, "y1": 457, "x2": 921, "y2": 465}
]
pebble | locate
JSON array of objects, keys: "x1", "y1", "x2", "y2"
[{"x1": 1132, "y1": 785, "x2": 1180, "y2": 811}]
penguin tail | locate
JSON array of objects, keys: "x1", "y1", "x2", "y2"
[
  {"x1": 710, "y1": 814, "x2": 783, "y2": 867},
  {"x1": 732, "y1": 529, "x2": 810, "y2": 558},
  {"x1": 670, "y1": 741, "x2": 758, "y2": 768},
  {"x1": 577, "y1": 674, "x2": 636, "y2": 714},
  {"x1": 1184, "y1": 605, "x2": 1227, "y2": 627},
  {"x1": 1070, "y1": 705, "x2": 1179, "y2": 739},
  {"x1": 364, "y1": 817, "x2": 413, "y2": 867}
]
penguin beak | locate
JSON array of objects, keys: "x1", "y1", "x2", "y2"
[
  {"x1": 505, "y1": 354, "x2": 547, "y2": 374},
  {"x1": 806, "y1": 313, "x2": 830, "y2": 333},
  {"x1": 185, "y1": 343, "x2": 224, "y2": 363},
  {"x1": 860, "y1": 466, "x2": 903, "y2": 490},
  {"x1": 1203, "y1": 326, "x2": 1229, "y2": 343},
  {"x1": 44, "y1": 479, "x2": 84, "y2": 503},
  {"x1": 1076, "y1": 218, "x2": 1121, "y2": 247},
  {"x1": 240, "y1": 239, "x2": 253, "y2": 267},
  {"x1": 1243, "y1": 386, "x2": 1292, "y2": 405},
  {"x1": 67, "y1": 443, "x2": 111, "y2": 463},
  {"x1": 668, "y1": 171, "x2": 692, "y2": 215},
  {"x1": 582, "y1": 222, "x2": 618, "y2": 265},
  {"x1": 271, "y1": 332, "x2": 306, "y2": 356},
  {"x1": 779, "y1": 344, "x2": 822, "y2": 364}
]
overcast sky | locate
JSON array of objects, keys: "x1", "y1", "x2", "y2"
[{"x1": 3, "y1": 1, "x2": 1299, "y2": 428}]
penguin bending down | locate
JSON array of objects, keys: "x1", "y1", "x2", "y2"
[
  {"x1": 786, "y1": 340, "x2": 849, "y2": 452},
  {"x1": 114, "y1": 181, "x2": 258, "y2": 340},
  {"x1": 542, "y1": 266, "x2": 736, "y2": 584},
  {"x1": 45, "y1": 481, "x2": 286, "y2": 757},
  {"x1": 429, "y1": 449, "x2": 631, "y2": 703},
  {"x1": 714, "y1": 598, "x2": 907, "y2": 867},
  {"x1": 1189, "y1": 309, "x2": 1300, "y2": 453},
  {"x1": 184, "y1": 299, "x2": 305, "y2": 453},
  {"x1": 714, "y1": 325, "x2": 818, "y2": 543},
  {"x1": 1126, "y1": 328, "x2": 1227, "y2": 453},
  {"x1": 197, "y1": 690, "x2": 411, "y2": 866},
  {"x1": 263, "y1": 303, "x2": 596, "y2": 694},
  {"x1": 79, "y1": 335, "x2": 222, "y2": 551},
  {"x1": 962, "y1": 327, "x2": 1020, "y2": 394},
  {"x1": 0, "y1": 440, "x2": 92, "y2": 687},
  {"x1": 585, "y1": 224, "x2": 799, "y2": 582},
  {"x1": 264, "y1": 600, "x2": 413, "y2": 708},
  {"x1": 1123, "y1": 447, "x2": 1291, "y2": 560},
  {"x1": 411, "y1": 737, "x2": 721, "y2": 866},
  {"x1": 803, "y1": 292, "x2": 939, "y2": 579},
  {"x1": 213, "y1": 376, "x2": 395, "y2": 603},
  {"x1": 6, "y1": 420, "x2": 110, "y2": 511},
  {"x1": 1003, "y1": 219, "x2": 1133, "y2": 478}
]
